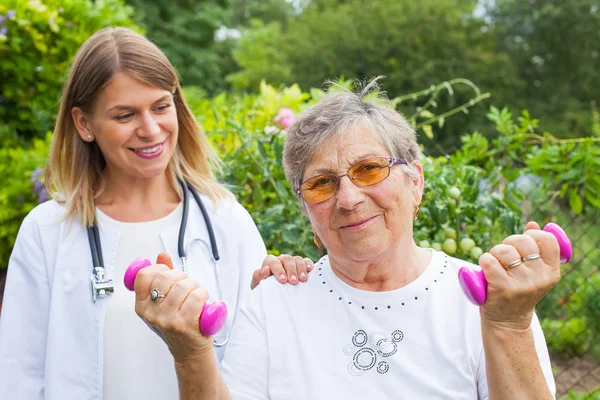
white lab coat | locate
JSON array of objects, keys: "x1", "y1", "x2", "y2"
[{"x1": 0, "y1": 191, "x2": 267, "y2": 399}]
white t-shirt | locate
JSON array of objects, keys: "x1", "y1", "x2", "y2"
[
  {"x1": 221, "y1": 250, "x2": 555, "y2": 399},
  {"x1": 99, "y1": 203, "x2": 183, "y2": 400}
]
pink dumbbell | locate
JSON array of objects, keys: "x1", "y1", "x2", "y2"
[
  {"x1": 458, "y1": 222, "x2": 573, "y2": 306},
  {"x1": 124, "y1": 257, "x2": 228, "y2": 336}
]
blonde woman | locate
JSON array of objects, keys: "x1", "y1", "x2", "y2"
[{"x1": 0, "y1": 27, "x2": 310, "y2": 399}]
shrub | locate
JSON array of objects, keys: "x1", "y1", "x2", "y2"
[
  {"x1": 0, "y1": 0, "x2": 140, "y2": 144},
  {"x1": 0, "y1": 134, "x2": 51, "y2": 268}
]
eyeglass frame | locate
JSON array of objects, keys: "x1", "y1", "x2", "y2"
[{"x1": 295, "y1": 156, "x2": 408, "y2": 203}]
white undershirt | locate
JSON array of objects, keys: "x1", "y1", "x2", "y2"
[{"x1": 98, "y1": 203, "x2": 183, "y2": 400}]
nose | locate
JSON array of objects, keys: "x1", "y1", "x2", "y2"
[
  {"x1": 137, "y1": 111, "x2": 161, "y2": 137},
  {"x1": 335, "y1": 175, "x2": 363, "y2": 209}
]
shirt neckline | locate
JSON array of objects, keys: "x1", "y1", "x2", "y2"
[
  {"x1": 96, "y1": 202, "x2": 183, "y2": 229},
  {"x1": 316, "y1": 250, "x2": 450, "y2": 308}
]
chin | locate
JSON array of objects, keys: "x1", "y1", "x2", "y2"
[
  {"x1": 137, "y1": 163, "x2": 170, "y2": 179},
  {"x1": 342, "y1": 240, "x2": 389, "y2": 261}
]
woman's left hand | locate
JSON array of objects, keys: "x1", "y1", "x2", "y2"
[
  {"x1": 251, "y1": 254, "x2": 314, "y2": 289},
  {"x1": 478, "y1": 221, "x2": 561, "y2": 330}
]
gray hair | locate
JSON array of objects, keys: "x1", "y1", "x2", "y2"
[{"x1": 283, "y1": 77, "x2": 420, "y2": 195}]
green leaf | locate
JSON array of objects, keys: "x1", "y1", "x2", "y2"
[
  {"x1": 438, "y1": 117, "x2": 445, "y2": 129},
  {"x1": 422, "y1": 124, "x2": 433, "y2": 139},
  {"x1": 568, "y1": 190, "x2": 583, "y2": 214}
]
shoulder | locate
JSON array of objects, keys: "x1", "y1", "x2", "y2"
[
  {"x1": 19, "y1": 200, "x2": 68, "y2": 233},
  {"x1": 251, "y1": 255, "x2": 327, "y2": 303},
  {"x1": 435, "y1": 250, "x2": 479, "y2": 272},
  {"x1": 199, "y1": 192, "x2": 257, "y2": 230}
]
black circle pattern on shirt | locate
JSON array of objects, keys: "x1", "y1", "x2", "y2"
[
  {"x1": 352, "y1": 330, "x2": 368, "y2": 347},
  {"x1": 344, "y1": 329, "x2": 403, "y2": 376},
  {"x1": 377, "y1": 361, "x2": 390, "y2": 374}
]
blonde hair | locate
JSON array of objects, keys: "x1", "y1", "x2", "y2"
[{"x1": 46, "y1": 27, "x2": 231, "y2": 227}]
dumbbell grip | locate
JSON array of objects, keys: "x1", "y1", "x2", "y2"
[
  {"x1": 458, "y1": 223, "x2": 572, "y2": 306},
  {"x1": 124, "y1": 257, "x2": 227, "y2": 336}
]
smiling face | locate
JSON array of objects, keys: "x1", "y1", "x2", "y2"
[
  {"x1": 72, "y1": 72, "x2": 178, "y2": 181},
  {"x1": 303, "y1": 123, "x2": 424, "y2": 263}
]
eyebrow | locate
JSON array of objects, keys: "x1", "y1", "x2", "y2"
[{"x1": 106, "y1": 94, "x2": 173, "y2": 113}]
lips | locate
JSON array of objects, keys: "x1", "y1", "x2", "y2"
[
  {"x1": 339, "y1": 216, "x2": 377, "y2": 229},
  {"x1": 129, "y1": 140, "x2": 165, "y2": 154}
]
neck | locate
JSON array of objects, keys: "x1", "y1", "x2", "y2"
[
  {"x1": 96, "y1": 168, "x2": 180, "y2": 222},
  {"x1": 328, "y1": 240, "x2": 431, "y2": 292}
]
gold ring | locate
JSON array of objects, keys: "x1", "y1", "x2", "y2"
[{"x1": 504, "y1": 259, "x2": 524, "y2": 270}]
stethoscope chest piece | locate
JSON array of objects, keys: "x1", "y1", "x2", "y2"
[{"x1": 91, "y1": 273, "x2": 115, "y2": 302}]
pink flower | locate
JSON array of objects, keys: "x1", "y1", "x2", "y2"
[{"x1": 274, "y1": 108, "x2": 295, "y2": 129}]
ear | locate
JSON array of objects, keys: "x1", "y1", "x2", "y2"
[
  {"x1": 410, "y1": 160, "x2": 425, "y2": 206},
  {"x1": 71, "y1": 107, "x2": 95, "y2": 142}
]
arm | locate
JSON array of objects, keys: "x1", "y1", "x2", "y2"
[
  {"x1": 176, "y1": 349, "x2": 231, "y2": 400},
  {"x1": 132, "y1": 254, "x2": 234, "y2": 400},
  {"x1": 481, "y1": 313, "x2": 554, "y2": 400},
  {"x1": 0, "y1": 213, "x2": 50, "y2": 398},
  {"x1": 478, "y1": 222, "x2": 560, "y2": 399}
]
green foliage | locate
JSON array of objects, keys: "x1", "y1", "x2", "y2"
[
  {"x1": 124, "y1": 0, "x2": 296, "y2": 95},
  {"x1": 391, "y1": 78, "x2": 490, "y2": 141},
  {"x1": 227, "y1": 20, "x2": 293, "y2": 90},
  {"x1": 229, "y1": 0, "x2": 518, "y2": 148},
  {"x1": 184, "y1": 82, "x2": 319, "y2": 259},
  {"x1": 0, "y1": 0, "x2": 140, "y2": 144},
  {"x1": 124, "y1": 0, "x2": 230, "y2": 93},
  {"x1": 414, "y1": 156, "x2": 522, "y2": 262},
  {"x1": 489, "y1": 0, "x2": 600, "y2": 138},
  {"x1": 452, "y1": 106, "x2": 600, "y2": 215},
  {"x1": 0, "y1": 134, "x2": 51, "y2": 269}
]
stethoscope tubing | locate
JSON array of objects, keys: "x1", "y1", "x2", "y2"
[{"x1": 89, "y1": 179, "x2": 228, "y2": 347}]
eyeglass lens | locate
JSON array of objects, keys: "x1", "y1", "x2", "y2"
[{"x1": 300, "y1": 157, "x2": 392, "y2": 203}]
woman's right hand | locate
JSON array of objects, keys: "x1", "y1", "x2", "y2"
[
  {"x1": 133, "y1": 253, "x2": 215, "y2": 364},
  {"x1": 251, "y1": 254, "x2": 314, "y2": 289}
]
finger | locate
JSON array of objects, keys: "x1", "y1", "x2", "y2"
[
  {"x1": 250, "y1": 268, "x2": 265, "y2": 290},
  {"x1": 502, "y1": 234, "x2": 541, "y2": 267},
  {"x1": 524, "y1": 221, "x2": 541, "y2": 231},
  {"x1": 263, "y1": 254, "x2": 287, "y2": 283},
  {"x1": 293, "y1": 256, "x2": 309, "y2": 282},
  {"x1": 134, "y1": 264, "x2": 171, "y2": 302},
  {"x1": 478, "y1": 251, "x2": 511, "y2": 289},
  {"x1": 523, "y1": 229, "x2": 561, "y2": 270},
  {"x1": 161, "y1": 278, "x2": 200, "y2": 311},
  {"x1": 489, "y1": 243, "x2": 527, "y2": 273},
  {"x1": 179, "y1": 287, "x2": 209, "y2": 330},
  {"x1": 279, "y1": 255, "x2": 299, "y2": 284},
  {"x1": 149, "y1": 269, "x2": 188, "y2": 300},
  {"x1": 304, "y1": 257, "x2": 315, "y2": 272},
  {"x1": 156, "y1": 252, "x2": 175, "y2": 270}
]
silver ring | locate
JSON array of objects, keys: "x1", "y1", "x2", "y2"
[
  {"x1": 150, "y1": 288, "x2": 166, "y2": 302},
  {"x1": 504, "y1": 259, "x2": 524, "y2": 270},
  {"x1": 522, "y1": 253, "x2": 541, "y2": 262}
]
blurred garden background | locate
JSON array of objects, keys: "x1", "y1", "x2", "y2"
[{"x1": 0, "y1": 0, "x2": 599, "y2": 397}]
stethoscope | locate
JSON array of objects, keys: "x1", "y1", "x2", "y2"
[{"x1": 87, "y1": 179, "x2": 229, "y2": 347}]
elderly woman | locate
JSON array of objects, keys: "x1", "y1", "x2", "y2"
[{"x1": 134, "y1": 79, "x2": 559, "y2": 399}]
